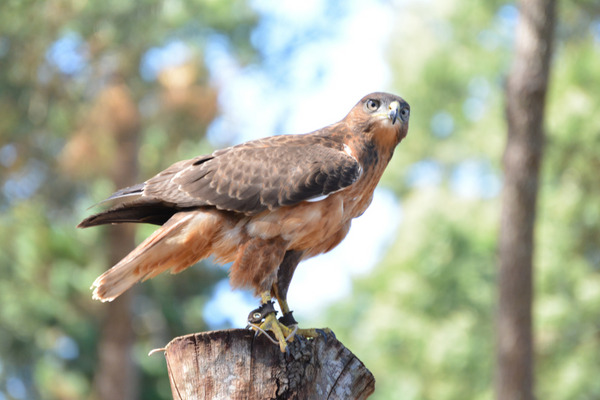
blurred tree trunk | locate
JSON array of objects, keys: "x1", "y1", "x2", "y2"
[
  {"x1": 91, "y1": 81, "x2": 141, "y2": 400},
  {"x1": 496, "y1": 1, "x2": 556, "y2": 400}
]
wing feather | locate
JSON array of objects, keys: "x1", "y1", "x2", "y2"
[
  {"x1": 81, "y1": 133, "x2": 362, "y2": 227},
  {"x1": 143, "y1": 134, "x2": 361, "y2": 215}
]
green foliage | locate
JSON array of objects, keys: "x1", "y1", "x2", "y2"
[
  {"x1": 327, "y1": 1, "x2": 600, "y2": 399},
  {"x1": 329, "y1": 191, "x2": 498, "y2": 400},
  {"x1": 0, "y1": 0, "x2": 257, "y2": 398},
  {"x1": 0, "y1": 197, "x2": 101, "y2": 398},
  {"x1": 2, "y1": 0, "x2": 599, "y2": 398}
]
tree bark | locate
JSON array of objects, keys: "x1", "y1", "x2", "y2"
[
  {"x1": 92, "y1": 82, "x2": 141, "y2": 400},
  {"x1": 496, "y1": 1, "x2": 556, "y2": 400},
  {"x1": 164, "y1": 329, "x2": 375, "y2": 400}
]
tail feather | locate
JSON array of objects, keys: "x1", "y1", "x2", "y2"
[
  {"x1": 92, "y1": 211, "x2": 221, "y2": 301},
  {"x1": 103, "y1": 183, "x2": 145, "y2": 202},
  {"x1": 78, "y1": 199, "x2": 180, "y2": 228}
]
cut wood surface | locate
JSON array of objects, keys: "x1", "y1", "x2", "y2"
[{"x1": 164, "y1": 329, "x2": 375, "y2": 400}]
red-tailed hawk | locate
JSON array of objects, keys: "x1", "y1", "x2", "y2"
[{"x1": 79, "y1": 92, "x2": 410, "y2": 351}]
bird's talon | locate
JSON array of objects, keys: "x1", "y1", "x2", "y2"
[
  {"x1": 295, "y1": 333, "x2": 307, "y2": 343},
  {"x1": 315, "y1": 328, "x2": 328, "y2": 342},
  {"x1": 248, "y1": 309, "x2": 295, "y2": 352}
]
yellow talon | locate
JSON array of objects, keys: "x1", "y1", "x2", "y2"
[
  {"x1": 248, "y1": 292, "x2": 334, "y2": 352},
  {"x1": 248, "y1": 292, "x2": 296, "y2": 352},
  {"x1": 250, "y1": 311, "x2": 295, "y2": 352},
  {"x1": 296, "y1": 327, "x2": 335, "y2": 341}
]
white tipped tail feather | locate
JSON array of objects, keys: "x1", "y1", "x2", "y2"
[{"x1": 91, "y1": 211, "x2": 225, "y2": 301}]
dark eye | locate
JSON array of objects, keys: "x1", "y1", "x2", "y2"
[
  {"x1": 400, "y1": 107, "x2": 410, "y2": 120},
  {"x1": 366, "y1": 99, "x2": 380, "y2": 111}
]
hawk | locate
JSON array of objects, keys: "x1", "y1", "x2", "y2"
[{"x1": 79, "y1": 92, "x2": 410, "y2": 352}]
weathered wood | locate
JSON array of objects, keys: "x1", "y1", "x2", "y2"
[{"x1": 164, "y1": 329, "x2": 375, "y2": 399}]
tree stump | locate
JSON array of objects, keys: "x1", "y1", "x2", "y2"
[{"x1": 163, "y1": 329, "x2": 375, "y2": 399}]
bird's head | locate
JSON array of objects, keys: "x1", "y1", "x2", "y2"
[{"x1": 345, "y1": 92, "x2": 410, "y2": 157}]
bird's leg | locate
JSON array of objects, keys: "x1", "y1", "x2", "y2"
[
  {"x1": 272, "y1": 284, "x2": 298, "y2": 326},
  {"x1": 251, "y1": 249, "x2": 334, "y2": 348},
  {"x1": 270, "y1": 284, "x2": 335, "y2": 342},
  {"x1": 247, "y1": 292, "x2": 296, "y2": 353},
  {"x1": 272, "y1": 250, "x2": 303, "y2": 327}
]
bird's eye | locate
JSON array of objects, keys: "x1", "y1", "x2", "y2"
[
  {"x1": 366, "y1": 99, "x2": 380, "y2": 111},
  {"x1": 400, "y1": 107, "x2": 410, "y2": 120}
]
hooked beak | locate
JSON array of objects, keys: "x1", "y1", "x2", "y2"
[{"x1": 388, "y1": 101, "x2": 400, "y2": 124}]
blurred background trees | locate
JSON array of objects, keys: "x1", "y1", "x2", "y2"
[
  {"x1": 1, "y1": 1, "x2": 255, "y2": 399},
  {"x1": 1, "y1": 0, "x2": 599, "y2": 399}
]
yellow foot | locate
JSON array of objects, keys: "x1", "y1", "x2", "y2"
[
  {"x1": 247, "y1": 295, "x2": 335, "y2": 352},
  {"x1": 249, "y1": 311, "x2": 297, "y2": 353},
  {"x1": 295, "y1": 327, "x2": 336, "y2": 342},
  {"x1": 276, "y1": 310, "x2": 334, "y2": 341},
  {"x1": 247, "y1": 299, "x2": 297, "y2": 352}
]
